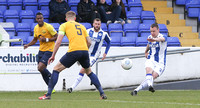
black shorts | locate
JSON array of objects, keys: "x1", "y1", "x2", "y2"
[
  {"x1": 59, "y1": 51, "x2": 90, "y2": 68},
  {"x1": 37, "y1": 51, "x2": 52, "y2": 66}
]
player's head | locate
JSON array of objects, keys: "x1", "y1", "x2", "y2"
[
  {"x1": 65, "y1": 11, "x2": 76, "y2": 21},
  {"x1": 36, "y1": 12, "x2": 44, "y2": 26},
  {"x1": 150, "y1": 23, "x2": 159, "y2": 38},
  {"x1": 99, "y1": 0, "x2": 106, "y2": 4},
  {"x1": 93, "y1": 18, "x2": 101, "y2": 32},
  {"x1": 56, "y1": 0, "x2": 63, "y2": 3}
]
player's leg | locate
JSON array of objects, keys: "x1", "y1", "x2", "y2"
[
  {"x1": 79, "y1": 51, "x2": 106, "y2": 99},
  {"x1": 68, "y1": 57, "x2": 97, "y2": 92},
  {"x1": 39, "y1": 52, "x2": 77, "y2": 100},
  {"x1": 37, "y1": 51, "x2": 52, "y2": 85},
  {"x1": 39, "y1": 61, "x2": 66, "y2": 100},
  {"x1": 146, "y1": 67, "x2": 154, "y2": 87},
  {"x1": 132, "y1": 69, "x2": 154, "y2": 96},
  {"x1": 68, "y1": 68, "x2": 86, "y2": 93},
  {"x1": 46, "y1": 62, "x2": 66, "y2": 96},
  {"x1": 148, "y1": 63, "x2": 164, "y2": 92},
  {"x1": 85, "y1": 67, "x2": 107, "y2": 99},
  {"x1": 131, "y1": 60, "x2": 154, "y2": 96},
  {"x1": 38, "y1": 62, "x2": 50, "y2": 85}
]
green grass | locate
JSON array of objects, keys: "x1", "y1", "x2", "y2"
[{"x1": 0, "y1": 90, "x2": 200, "y2": 108}]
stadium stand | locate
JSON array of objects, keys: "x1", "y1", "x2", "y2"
[
  {"x1": 101, "y1": 23, "x2": 108, "y2": 32},
  {"x1": 106, "y1": 0, "x2": 112, "y2": 5},
  {"x1": 199, "y1": 13, "x2": 200, "y2": 23},
  {"x1": 7, "y1": 0, "x2": 23, "y2": 12},
  {"x1": 167, "y1": 37, "x2": 181, "y2": 47},
  {"x1": 141, "y1": 11, "x2": 155, "y2": 24},
  {"x1": 68, "y1": 0, "x2": 79, "y2": 14},
  {"x1": 126, "y1": 11, "x2": 141, "y2": 20},
  {"x1": 38, "y1": 0, "x2": 50, "y2": 11},
  {"x1": 16, "y1": 23, "x2": 31, "y2": 36},
  {"x1": 49, "y1": 23, "x2": 60, "y2": 32},
  {"x1": 158, "y1": 24, "x2": 168, "y2": 36},
  {"x1": 1, "y1": 0, "x2": 200, "y2": 47},
  {"x1": 110, "y1": 36, "x2": 121, "y2": 46},
  {"x1": 122, "y1": 0, "x2": 128, "y2": 7},
  {"x1": 176, "y1": 0, "x2": 187, "y2": 5},
  {"x1": 138, "y1": 23, "x2": 151, "y2": 37},
  {"x1": 0, "y1": 0, "x2": 7, "y2": 6},
  {"x1": 121, "y1": 36, "x2": 136, "y2": 46},
  {"x1": 61, "y1": 36, "x2": 69, "y2": 46},
  {"x1": 27, "y1": 36, "x2": 39, "y2": 46},
  {"x1": 123, "y1": 23, "x2": 138, "y2": 36},
  {"x1": 126, "y1": 33, "x2": 138, "y2": 38},
  {"x1": 4, "y1": 26, "x2": 15, "y2": 36},
  {"x1": 128, "y1": 0, "x2": 143, "y2": 12},
  {"x1": 108, "y1": 23, "x2": 124, "y2": 37},
  {"x1": 31, "y1": 23, "x2": 37, "y2": 36},
  {"x1": 0, "y1": 6, "x2": 7, "y2": 13},
  {"x1": 0, "y1": 11, "x2": 3, "y2": 22},
  {"x1": 80, "y1": 23, "x2": 92, "y2": 29},
  {"x1": 10, "y1": 35, "x2": 27, "y2": 46},
  {"x1": 23, "y1": 0, "x2": 38, "y2": 13},
  {"x1": 185, "y1": 0, "x2": 200, "y2": 18},
  {"x1": 142, "y1": 0, "x2": 200, "y2": 47},
  {"x1": 20, "y1": 10, "x2": 35, "y2": 26},
  {"x1": 136, "y1": 37, "x2": 148, "y2": 47},
  {"x1": 4, "y1": 10, "x2": 19, "y2": 26}
]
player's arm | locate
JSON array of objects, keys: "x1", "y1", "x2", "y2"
[
  {"x1": 86, "y1": 36, "x2": 91, "y2": 48},
  {"x1": 40, "y1": 25, "x2": 58, "y2": 42},
  {"x1": 48, "y1": 24, "x2": 65, "y2": 64},
  {"x1": 49, "y1": 33, "x2": 58, "y2": 41},
  {"x1": 24, "y1": 37, "x2": 38, "y2": 49},
  {"x1": 147, "y1": 36, "x2": 166, "y2": 42},
  {"x1": 85, "y1": 28, "x2": 91, "y2": 48},
  {"x1": 145, "y1": 44, "x2": 150, "y2": 58},
  {"x1": 48, "y1": 34, "x2": 64, "y2": 64},
  {"x1": 102, "y1": 34, "x2": 111, "y2": 60},
  {"x1": 40, "y1": 34, "x2": 58, "y2": 42}
]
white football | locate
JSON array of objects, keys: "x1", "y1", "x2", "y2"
[{"x1": 121, "y1": 58, "x2": 133, "y2": 70}]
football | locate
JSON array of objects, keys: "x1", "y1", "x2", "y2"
[{"x1": 121, "y1": 58, "x2": 133, "y2": 70}]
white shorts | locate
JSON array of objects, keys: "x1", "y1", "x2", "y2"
[
  {"x1": 90, "y1": 56, "x2": 98, "y2": 67},
  {"x1": 145, "y1": 59, "x2": 165, "y2": 76}
]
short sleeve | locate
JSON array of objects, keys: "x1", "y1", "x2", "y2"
[
  {"x1": 58, "y1": 24, "x2": 66, "y2": 35},
  {"x1": 33, "y1": 26, "x2": 37, "y2": 37},
  {"x1": 47, "y1": 24, "x2": 57, "y2": 36}
]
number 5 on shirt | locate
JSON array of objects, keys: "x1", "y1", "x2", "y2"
[{"x1": 75, "y1": 25, "x2": 82, "y2": 35}]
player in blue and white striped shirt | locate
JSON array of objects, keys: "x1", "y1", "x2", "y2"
[
  {"x1": 67, "y1": 18, "x2": 111, "y2": 93},
  {"x1": 131, "y1": 23, "x2": 167, "y2": 96}
]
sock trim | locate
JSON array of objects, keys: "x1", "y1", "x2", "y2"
[
  {"x1": 79, "y1": 73, "x2": 84, "y2": 76},
  {"x1": 87, "y1": 72, "x2": 93, "y2": 77},
  {"x1": 146, "y1": 74, "x2": 152, "y2": 76}
]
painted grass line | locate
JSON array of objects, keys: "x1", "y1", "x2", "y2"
[
  {"x1": 0, "y1": 99, "x2": 200, "y2": 106},
  {"x1": 105, "y1": 100, "x2": 200, "y2": 106}
]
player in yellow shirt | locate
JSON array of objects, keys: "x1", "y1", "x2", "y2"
[
  {"x1": 24, "y1": 12, "x2": 58, "y2": 92},
  {"x1": 39, "y1": 11, "x2": 107, "y2": 100}
]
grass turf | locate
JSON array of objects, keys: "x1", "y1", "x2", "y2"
[{"x1": 0, "y1": 90, "x2": 199, "y2": 108}]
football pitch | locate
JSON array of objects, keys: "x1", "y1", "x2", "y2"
[{"x1": 0, "y1": 90, "x2": 200, "y2": 108}]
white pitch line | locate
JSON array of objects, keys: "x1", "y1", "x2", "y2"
[
  {"x1": 105, "y1": 100, "x2": 200, "y2": 106},
  {"x1": 0, "y1": 99, "x2": 200, "y2": 106}
]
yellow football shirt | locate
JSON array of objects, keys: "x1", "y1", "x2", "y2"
[
  {"x1": 59, "y1": 21, "x2": 89, "y2": 52},
  {"x1": 34, "y1": 22, "x2": 57, "y2": 52}
]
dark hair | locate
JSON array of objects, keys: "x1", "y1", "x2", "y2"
[
  {"x1": 36, "y1": 12, "x2": 43, "y2": 16},
  {"x1": 93, "y1": 18, "x2": 101, "y2": 22},
  {"x1": 111, "y1": 0, "x2": 125, "y2": 15},
  {"x1": 151, "y1": 23, "x2": 159, "y2": 29}
]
